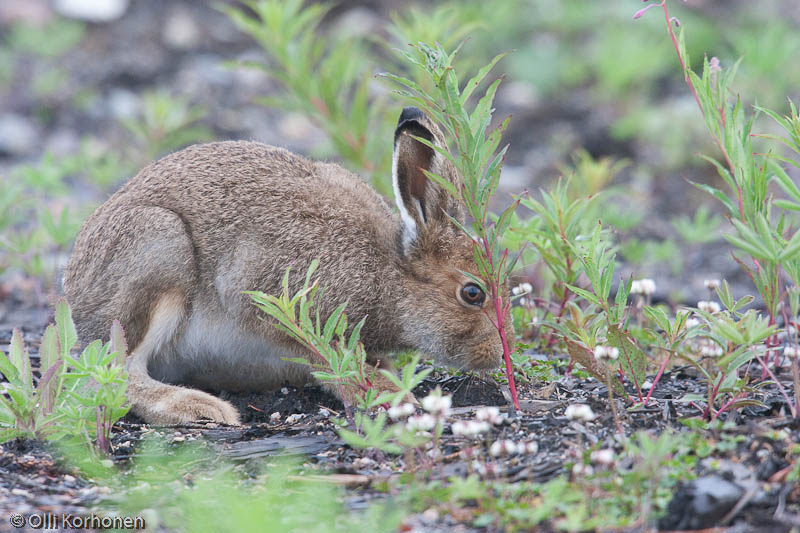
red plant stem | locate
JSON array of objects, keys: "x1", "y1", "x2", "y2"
[
  {"x1": 642, "y1": 350, "x2": 672, "y2": 407},
  {"x1": 754, "y1": 354, "x2": 797, "y2": 418},
  {"x1": 711, "y1": 391, "x2": 746, "y2": 422},
  {"x1": 659, "y1": 0, "x2": 745, "y2": 222},
  {"x1": 482, "y1": 237, "x2": 520, "y2": 412}
]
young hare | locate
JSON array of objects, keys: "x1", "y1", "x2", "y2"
[{"x1": 63, "y1": 107, "x2": 512, "y2": 425}]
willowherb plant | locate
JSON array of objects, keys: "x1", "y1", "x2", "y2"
[
  {"x1": 223, "y1": 0, "x2": 394, "y2": 195},
  {"x1": 0, "y1": 300, "x2": 128, "y2": 452},
  {"x1": 679, "y1": 286, "x2": 777, "y2": 419},
  {"x1": 248, "y1": 261, "x2": 430, "y2": 418},
  {"x1": 637, "y1": 0, "x2": 800, "y2": 371},
  {"x1": 223, "y1": 1, "x2": 490, "y2": 198},
  {"x1": 636, "y1": 0, "x2": 800, "y2": 417},
  {"x1": 383, "y1": 42, "x2": 522, "y2": 410}
]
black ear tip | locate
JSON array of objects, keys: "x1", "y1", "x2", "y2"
[{"x1": 398, "y1": 106, "x2": 425, "y2": 125}]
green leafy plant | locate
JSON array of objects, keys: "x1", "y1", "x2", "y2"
[
  {"x1": 248, "y1": 261, "x2": 430, "y2": 417},
  {"x1": 671, "y1": 205, "x2": 722, "y2": 244},
  {"x1": 223, "y1": 0, "x2": 491, "y2": 197},
  {"x1": 223, "y1": 0, "x2": 393, "y2": 194},
  {"x1": 122, "y1": 90, "x2": 213, "y2": 163},
  {"x1": 636, "y1": 0, "x2": 800, "y2": 417},
  {"x1": 383, "y1": 42, "x2": 522, "y2": 410},
  {"x1": 0, "y1": 300, "x2": 128, "y2": 453}
]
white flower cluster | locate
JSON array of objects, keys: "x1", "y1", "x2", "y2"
[
  {"x1": 421, "y1": 392, "x2": 452, "y2": 417},
  {"x1": 512, "y1": 282, "x2": 533, "y2": 296},
  {"x1": 784, "y1": 345, "x2": 800, "y2": 359},
  {"x1": 513, "y1": 282, "x2": 533, "y2": 307},
  {"x1": 698, "y1": 341, "x2": 724, "y2": 357},
  {"x1": 565, "y1": 404, "x2": 596, "y2": 422},
  {"x1": 488, "y1": 439, "x2": 538, "y2": 457},
  {"x1": 704, "y1": 279, "x2": 721, "y2": 290},
  {"x1": 593, "y1": 345, "x2": 619, "y2": 362},
  {"x1": 388, "y1": 402, "x2": 416, "y2": 420},
  {"x1": 630, "y1": 278, "x2": 656, "y2": 296},
  {"x1": 572, "y1": 463, "x2": 594, "y2": 476},
  {"x1": 475, "y1": 406, "x2": 505, "y2": 425},
  {"x1": 590, "y1": 449, "x2": 615, "y2": 466},
  {"x1": 697, "y1": 300, "x2": 721, "y2": 313},
  {"x1": 406, "y1": 414, "x2": 436, "y2": 432},
  {"x1": 404, "y1": 390, "x2": 453, "y2": 433},
  {"x1": 452, "y1": 420, "x2": 490, "y2": 437}
]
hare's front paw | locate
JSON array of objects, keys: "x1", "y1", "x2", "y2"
[{"x1": 140, "y1": 389, "x2": 241, "y2": 426}]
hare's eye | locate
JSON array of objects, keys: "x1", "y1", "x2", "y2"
[{"x1": 459, "y1": 283, "x2": 485, "y2": 307}]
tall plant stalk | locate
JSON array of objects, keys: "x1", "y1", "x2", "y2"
[{"x1": 384, "y1": 43, "x2": 521, "y2": 411}]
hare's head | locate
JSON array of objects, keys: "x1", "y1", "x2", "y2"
[{"x1": 392, "y1": 107, "x2": 512, "y2": 372}]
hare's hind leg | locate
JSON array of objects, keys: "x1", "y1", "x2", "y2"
[
  {"x1": 66, "y1": 204, "x2": 240, "y2": 425},
  {"x1": 127, "y1": 291, "x2": 240, "y2": 425}
]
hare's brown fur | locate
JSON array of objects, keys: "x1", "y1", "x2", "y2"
[{"x1": 64, "y1": 110, "x2": 512, "y2": 425}]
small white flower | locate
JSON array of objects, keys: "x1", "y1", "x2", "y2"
[
  {"x1": 699, "y1": 342, "x2": 724, "y2": 357},
  {"x1": 521, "y1": 441, "x2": 539, "y2": 454},
  {"x1": 572, "y1": 463, "x2": 594, "y2": 476},
  {"x1": 593, "y1": 345, "x2": 619, "y2": 362},
  {"x1": 269, "y1": 412, "x2": 281, "y2": 422},
  {"x1": 590, "y1": 449, "x2": 615, "y2": 466},
  {"x1": 565, "y1": 404, "x2": 596, "y2": 422},
  {"x1": 451, "y1": 420, "x2": 490, "y2": 436},
  {"x1": 475, "y1": 406, "x2": 504, "y2": 425},
  {"x1": 631, "y1": 278, "x2": 656, "y2": 295},
  {"x1": 704, "y1": 279, "x2": 721, "y2": 290},
  {"x1": 406, "y1": 414, "x2": 436, "y2": 432},
  {"x1": 784, "y1": 345, "x2": 800, "y2": 359},
  {"x1": 388, "y1": 402, "x2": 416, "y2": 420},
  {"x1": 512, "y1": 282, "x2": 533, "y2": 296},
  {"x1": 489, "y1": 439, "x2": 518, "y2": 457},
  {"x1": 685, "y1": 318, "x2": 700, "y2": 328},
  {"x1": 697, "y1": 300, "x2": 721, "y2": 314},
  {"x1": 421, "y1": 392, "x2": 452, "y2": 417},
  {"x1": 519, "y1": 297, "x2": 529, "y2": 307}
]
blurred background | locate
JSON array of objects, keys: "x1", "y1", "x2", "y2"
[{"x1": 0, "y1": 0, "x2": 798, "y2": 320}]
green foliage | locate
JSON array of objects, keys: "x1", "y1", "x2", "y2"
[
  {"x1": 671, "y1": 205, "x2": 722, "y2": 244},
  {"x1": 6, "y1": 18, "x2": 85, "y2": 57},
  {"x1": 248, "y1": 261, "x2": 430, "y2": 413},
  {"x1": 224, "y1": 0, "x2": 493, "y2": 197},
  {"x1": 0, "y1": 300, "x2": 128, "y2": 453},
  {"x1": 404, "y1": 430, "x2": 696, "y2": 530},
  {"x1": 122, "y1": 90, "x2": 213, "y2": 163},
  {"x1": 223, "y1": 0, "x2": 393, "y2": 195},
  {"x1": 64, "y1": 437, "x2": 404, "y2": 533},
  {"x1": 383, "y1": 41, "x2": 522, "y2": 407}
]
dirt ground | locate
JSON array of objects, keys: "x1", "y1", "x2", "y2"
[{"x1": 1, "y1": 289, "x2": 799, "y2": 532}]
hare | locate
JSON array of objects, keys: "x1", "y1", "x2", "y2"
[{"x1": 63, "y1": 107, "x2": 513, "y2": 425}]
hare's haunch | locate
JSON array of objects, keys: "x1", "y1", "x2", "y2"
[{"x1": 63, "y1": 108, "x2": 512, "y2": 425}]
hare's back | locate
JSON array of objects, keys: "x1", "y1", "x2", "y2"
[{"x1": 124, "y1": 141, "x2": 389, "y2": 219}]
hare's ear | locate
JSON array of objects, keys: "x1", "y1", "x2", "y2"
[{"x1": 393, "y1": 107, "x2": 461, "y2": 253}]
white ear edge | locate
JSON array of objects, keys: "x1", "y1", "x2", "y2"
[{"x1": 392, "y1": 147, "x2": 418, "y2": 254}]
